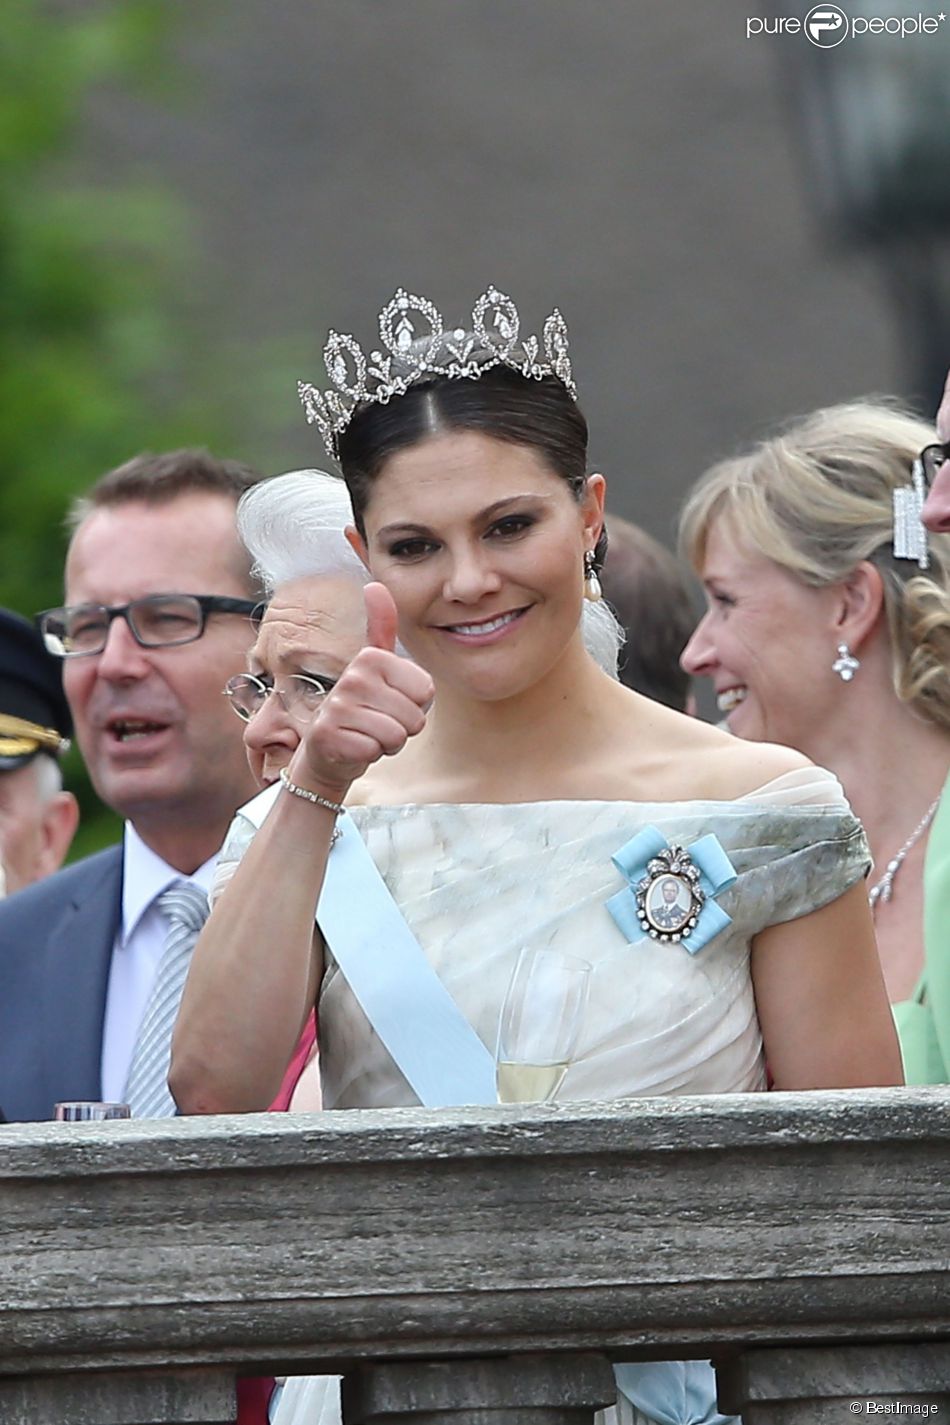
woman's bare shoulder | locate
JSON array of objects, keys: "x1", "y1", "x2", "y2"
[
  {"x1": 606, "y1": 696, "x2": 813, "y2": 803},
  {"x1": 343, "y1": 739, "x2": 426, "y2": 807},
  {"x1": 693, "y1": 734, "x2": 813, "y2": 801},
  {"x1": 343, "y1": 763, "x2": 388, "y2": 807}
]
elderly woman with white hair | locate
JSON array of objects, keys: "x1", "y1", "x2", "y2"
[
  {"x1": 203, "y1": 468, "x2": 370, "y2": 1113},
  {"x1": 225, "y1": 469, "x2": 370, "y2": 793}
]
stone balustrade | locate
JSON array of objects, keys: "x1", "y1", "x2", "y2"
[{"x1": 0, "y1": 1087, "x2": 948, "y2": 1424}]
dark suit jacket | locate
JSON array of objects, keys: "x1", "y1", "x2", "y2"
[
  {"x1": 0, "y1": 847, "x2": 272, "y2": 1422},
  {"x1": 0, "y1": 846, "x2": 123, "y2": 1122}
]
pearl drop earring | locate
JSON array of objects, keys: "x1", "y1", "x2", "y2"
[{"x1": 583, "y1": 550, "x2": 602, "y2": 603}]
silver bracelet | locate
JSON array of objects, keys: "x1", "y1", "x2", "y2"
[{"x1": 278, "y1": 766, "x2": 345, "y2": 815}]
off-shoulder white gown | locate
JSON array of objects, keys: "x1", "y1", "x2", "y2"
[{"x1": 227, "y1": 768, "x2": 868, "y2": 1425}]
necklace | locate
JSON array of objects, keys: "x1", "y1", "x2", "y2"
[{"x1": 868, "y1": 795, "x2": 941, "y2": 913}]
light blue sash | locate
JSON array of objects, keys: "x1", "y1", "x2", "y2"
[
  {"x1": 240, "y1": 788, "x2": 495, "y2": 1106},
  {"x1": 317, "y1": 811, "x2": 497, "y2": 1106}
]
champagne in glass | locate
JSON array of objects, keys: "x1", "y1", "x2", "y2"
[
  {"x1": 496, "y1": 947, "x2": 591, "y2": 1103},
  {"x1": 496, "y1": 1061, "x2": 568, "y2": 1104}
]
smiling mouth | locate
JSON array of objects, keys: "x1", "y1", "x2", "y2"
[
  {"x1": 442, "y1": 609, "x2": 527, "y2": 637},
  {"x1": 109, "y1": 719, "x2": 168, "y2": 742},
  {"x1": 716, "y1": 687, "x2": 748, "y2": 714}
]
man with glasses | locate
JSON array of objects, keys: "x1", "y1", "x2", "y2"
[{"x1": 0, "y1": 449, "x2": 264, "y2": 1123}]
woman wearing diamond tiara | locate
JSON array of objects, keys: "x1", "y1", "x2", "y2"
[
  {"x1": 680, "y1": 401, "x2": 950, "y2": 1085},
  {"x1": 172, "y1": 287, "x2": 901, "y2": 1425}
]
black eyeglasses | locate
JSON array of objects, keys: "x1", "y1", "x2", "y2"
[
  {"x1": 917, "y1": 442, "x2": 950, "y2": 490},
  {"x1": 223, "y1": 671, "x2": 336, "y2": 723},
  {"x1": 37, "y1": 594, "x2": 260, "y2": 657}
]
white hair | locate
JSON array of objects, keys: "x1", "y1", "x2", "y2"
[
  {"x1": 29, "y1": 755, "x2": 64, "y2": 803},
  {"x1": 581, "y1": 598, "x2": 623, "y2": 679},
  {"x1": 236, "y1": 470, "x2": 369, "y2": 596}
]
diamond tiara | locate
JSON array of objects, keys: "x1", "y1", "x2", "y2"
[{"x1": 298, "y1": 284, "x2": 576, "y2": 459}]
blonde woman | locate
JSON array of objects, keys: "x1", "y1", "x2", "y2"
[{"x1": 681, "y1": 401, "x2": 950, "y2": 1083}]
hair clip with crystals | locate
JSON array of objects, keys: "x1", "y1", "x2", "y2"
[{"x1": 893, "y1": 459, "x2": 930, "y2": 570}]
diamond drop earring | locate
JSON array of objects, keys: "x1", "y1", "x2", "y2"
[
  {"x1": 832, "y1": 643, "x2": 859, "y2": 682},
  {"x1": 583, "y1": 550, "x2": 602, "y2": 603}
]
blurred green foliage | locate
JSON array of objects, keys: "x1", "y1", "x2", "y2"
[{"x1": 0, "y1": 1, "x2": 253, "y2": 858}]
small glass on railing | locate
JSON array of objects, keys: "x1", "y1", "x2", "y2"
[{"x1": 54, "y1": 1102, "x2": 131, "y2": 1122}]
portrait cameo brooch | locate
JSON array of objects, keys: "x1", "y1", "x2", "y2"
[
  {"x1": 636, "y1": 845, "x2": 705, "y2": 942},
  {"x1": 605, "y1": 824, "x2": 737, "y2": 955}
]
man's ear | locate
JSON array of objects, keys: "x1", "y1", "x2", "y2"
[
  {"x1": 345, "y1": 525, "x2": 371, "y2": 572},
  {"x1": 38, "y1": 791, "x2": 80, "y2": 880},
  {"x1": 835, "y1": 560, "x2": 885, "y2": 653}
]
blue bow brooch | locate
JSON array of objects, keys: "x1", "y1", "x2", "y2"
[{"x1": 606, "y1": 826, "x2": 737, "y2": 955}]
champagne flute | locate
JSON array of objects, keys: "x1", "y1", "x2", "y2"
[{"x1": 495, "y1": 947, "x2": 591, "y2": 1103}]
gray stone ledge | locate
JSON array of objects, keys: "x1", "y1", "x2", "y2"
[
  {"x1": 0, "y1": 1091, "x2": 946, "y2": 1382},
  {"x1": 2, "y1": 1087, "x2": 948, "y2": 1179}
]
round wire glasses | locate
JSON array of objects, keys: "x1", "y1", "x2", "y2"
[{"x1": 223, "y1": 671, "x2": 336, "y2": 724}]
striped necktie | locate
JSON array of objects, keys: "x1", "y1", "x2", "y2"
[{"x1": 123, "y1": 881, "x2": 209, "y2": 1118}]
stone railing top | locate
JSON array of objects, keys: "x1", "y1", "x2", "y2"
[
  {"x1": 4, "y1": 1084, "x2": 948, "y2": 1174},
  {"x1": 1, "y1": 1088, "x2": 948, "y2": 1378}
]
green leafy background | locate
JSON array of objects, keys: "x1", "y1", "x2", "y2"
[{"x1": 1, "y1": 2, "x2": 296, "y2": 859}]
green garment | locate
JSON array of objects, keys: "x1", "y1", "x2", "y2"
[{"x1": 892, "y1": 774, "x2": 950, "y2": 1084}]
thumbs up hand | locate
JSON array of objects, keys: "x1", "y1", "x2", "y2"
[
  {"x1": 290, "y1": 582, "x2": 434, "y2": 799},
  {"x1": 363, "y1": 580, "x2": 399, "y2": 654}
]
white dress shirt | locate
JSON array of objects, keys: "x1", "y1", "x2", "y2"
[{"x1": 99, "y1": 824, "x2": 216, "y2": 1104}]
